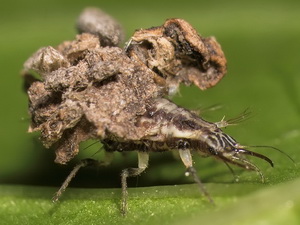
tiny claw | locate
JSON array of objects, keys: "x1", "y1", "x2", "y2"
[{"x1": 52, "y1": 195, "x2": 59, "y2": 203}]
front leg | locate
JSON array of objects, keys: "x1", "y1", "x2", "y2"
[
  {"x1": 121, "y1": 151, "x2": 149, "y2": 215},
  {"x1": 179, "y1": 149, "x2": 214, "y2": 204}
]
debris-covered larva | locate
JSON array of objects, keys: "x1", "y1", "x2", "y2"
[{"x1": 22, "y1": 7, "x2": 280, "y2": 215}]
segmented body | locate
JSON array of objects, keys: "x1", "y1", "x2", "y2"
[
  {"x1": 103, "y1": 98, "x2": 218, "y2": 153},
  {"x1": 103, "y1": 98, "x2": 273, "y2": 175}
]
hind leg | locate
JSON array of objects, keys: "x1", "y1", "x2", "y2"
[{"x1": 52, "y1": 151, "x2": 114, "y2": 202}]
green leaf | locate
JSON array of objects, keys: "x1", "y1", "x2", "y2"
[
  {"x1": 1, "y1": 179, "x2": 300, "y2": 225},
  {"x1": 1, "y1": 0, "x2": 300, "y2": 224}
]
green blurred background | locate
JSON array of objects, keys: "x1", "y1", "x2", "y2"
[{"x1": 1, "y1": 0, "x2": 300, "y2": 223}]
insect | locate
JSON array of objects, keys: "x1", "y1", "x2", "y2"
[{"x1": 21, "y1": 7, "x2": 284, "y2": 215}]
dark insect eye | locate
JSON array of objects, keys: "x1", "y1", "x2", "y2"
[{"x1": 177, "y1": 140, "x2": 190, "y2": 149}]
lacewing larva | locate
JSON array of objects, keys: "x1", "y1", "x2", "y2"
[{"x1": 22, "y1": 7, "x2": 288, "y2": 215}]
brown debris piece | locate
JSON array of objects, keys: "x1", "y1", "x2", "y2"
[
  {"x1": 76, "y1": 7, "x2": 124, "y2": 47},
  {"x1": 127, "y1": 18, "x2": 227, "y2": 92}
]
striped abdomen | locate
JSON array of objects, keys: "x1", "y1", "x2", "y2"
[{"x1": 102, "y1": 98, "x2": 273, "y2": 175}]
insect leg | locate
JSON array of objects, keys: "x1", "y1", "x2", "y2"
[
  {"x1": 121, "y1": 151, "x2": 149, "y2": 215},
  {"x1": 179, "y1": 149, "x2": 214, "y2": 204},
  {"x1": 52, "y1": 151, "x2": 114, "y2": 202}
]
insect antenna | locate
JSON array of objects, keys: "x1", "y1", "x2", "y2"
[{"x1": 249, "y1": 145, "x2": 295, "y2": 164}]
